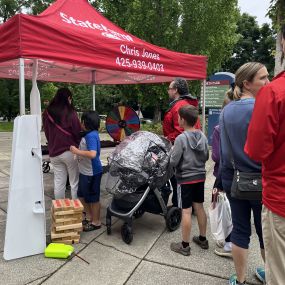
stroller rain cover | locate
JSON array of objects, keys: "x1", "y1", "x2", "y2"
[{"x1": 106, "y1": 131, "x2": 172, "y2": 194}]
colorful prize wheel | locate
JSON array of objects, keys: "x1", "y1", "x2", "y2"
[{"x1": 106, "y1": 106, "x2": 140, "y2": 142}]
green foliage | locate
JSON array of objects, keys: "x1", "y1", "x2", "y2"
[
  {"x1": 268, "y1": 0, "x2": 285, "y2": 27},
  {"x1": 0, "y1": 0, "x2": 52, "y2": 23},
  {"x1": 39, "y1": 82, "x2": 57, "y2": 109},
  {"x1": 179, "y1": 0, "x2": 239, "y2": 75},
  {"x1": 222, "y1": 14, "x2": 275, "y2": 76},
  {"x1": 268, "y1": 0, "x2": 285, "y2": 75},
  {"x1": 255, "y1": 24, "x2": 276, "y2": 77},
  {"x1": 0, "y1": 121, "x2": 13, "y2": 132},
  {"x1": 140, "y1": 123, "x2": 163, "y2": 135},
  {"x1": 0, "y1": 79, "x2": 32, "y2": 120}
]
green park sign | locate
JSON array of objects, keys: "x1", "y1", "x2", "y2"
[{"x1": 204, "y1": 80, "x2": 230, "y2": 108}]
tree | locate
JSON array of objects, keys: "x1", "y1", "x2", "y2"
[
  {"x1": 179, "y1": 0, "x2": 239, "y2": 75},
  {"x1": 0, "y1": 0, "x2": 52, "y2": 23},
  {"x1": 222, "y1": 13, "x2": 260, "y2": 73},
  {"x1": 255, "y1": 24, "x2": 275, "y2": 77},
  {"x1": 222, "y1": 14, "x2": 275, "y2": 76},
  {"x1": 268, "y1": 0, "x2": 285, "y2": 75}
]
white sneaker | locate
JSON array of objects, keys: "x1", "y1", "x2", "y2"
[
  {"x1": 214, "y1": 247, "x2": 232, "y2": 258},
  {"x1": 216, "y1": 240, "x2": 225, "y2": 248}
]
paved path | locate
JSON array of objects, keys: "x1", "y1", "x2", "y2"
[{"x1": 0, "y1": 132, "x2": 264, "y2": 285}]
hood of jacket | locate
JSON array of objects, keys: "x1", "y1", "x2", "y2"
[
  {"x1": 169, "y1": 94, "x2": 197, "y2": 108},
  {"x1": 184, "y1": 130, "x2": 205, "y2": 151}
]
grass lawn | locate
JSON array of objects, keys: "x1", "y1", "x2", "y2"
[{"x1": 0, "y1": 122, "x2": 13, "y2": 132}]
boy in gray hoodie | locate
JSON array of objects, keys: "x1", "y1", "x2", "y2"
[{"x1": 170, "y1": 105, "x2": 209, "y2": 256}]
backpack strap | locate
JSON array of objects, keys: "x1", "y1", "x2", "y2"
[{"x1": 46, "y1": 111, "x2": 72, "y2": 137}]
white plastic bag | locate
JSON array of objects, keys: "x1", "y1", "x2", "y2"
[{"x1": 208, "y1": 190, "x2": 232, "y2": 241}]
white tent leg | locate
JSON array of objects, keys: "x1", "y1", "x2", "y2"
[
  {"x1": 19, "y1": 58, "x2": 25, "y2": 115},
  {"x1": 30, "y1": 59, "x2": 42, "y2": 130},
  {"x1": 92, "y1": 84, "x2": 96, "y2": 111},
  {"x1": 92, "y1": 70, "x2": 96, "y2": 111},
  {"x1": 202, "y1": 79, "x2": 206, "y2": 134}
]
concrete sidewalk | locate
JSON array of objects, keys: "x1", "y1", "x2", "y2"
[{"x1": 0, "y1": 132, "x2": 264, "y2": 285}]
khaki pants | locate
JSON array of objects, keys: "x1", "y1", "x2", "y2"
[
  {"x1": 262, "y1": 206, "x2": 285, "y2": 285},
  {"x1": 50, "y1": 151, "x2": 79, "y2": 199}
]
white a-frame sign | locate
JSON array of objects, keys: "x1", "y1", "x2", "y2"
[{"x1": 4, "y1": 115, "x2": 46, "y2": 260}]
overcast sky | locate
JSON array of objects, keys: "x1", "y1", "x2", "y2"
[{"x1": 238, "y1": 0, "x2": 271, "y2": 25}]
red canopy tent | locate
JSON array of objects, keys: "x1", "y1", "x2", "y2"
[{"x1": 0, "y1": 0, "x2": 207, "y2": 128}]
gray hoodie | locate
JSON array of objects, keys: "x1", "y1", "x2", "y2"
[{"x1": 170, "y1": 130, "x2": 209, "y2": 184}]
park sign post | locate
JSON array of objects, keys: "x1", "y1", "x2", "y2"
[{"x1": 204, "y1": 80, "x2": 230, "y2": 108}]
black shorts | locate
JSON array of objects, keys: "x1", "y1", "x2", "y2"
[
  {"x1": 178, "y1": 182, "x2": 205, "y2": 209},
  {"x1": 77, "y1": 173, "x2": 102, "y2": 203}
]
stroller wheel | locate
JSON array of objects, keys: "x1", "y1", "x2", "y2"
[
  {"x1": 106, "y1": 214, "x2": 112, "y2": 235},
  {"x1": 133, "y1": 208, "x2": 145, "y2": 219},
  {"x1": 42, "y1": 162, "x2": 50, "y2": 173},
  {"x1": 166, "y1": 207, "x2": 181, "y2": 232},
  {"x1": 121, "y1": 223, "x2": 133, "y2": 244}
]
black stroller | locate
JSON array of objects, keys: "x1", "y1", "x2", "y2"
[{"x1": 105, "y1": 131, "x2": 181, "y2": 244}]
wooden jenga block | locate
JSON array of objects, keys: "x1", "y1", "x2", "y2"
[
  {"x1": 71, "y1": 199, "x2": 84, "y2": 212},
  {"x1": 52, "y1": 200, "x2": 64, "y2": 212},
  {"x1": 55, "y1": 223, "x2": 82, "y2": 232},
  {"x1": 52, "y1": 217, "x2": 81, "y2": 227},
  {"x1": 53, "y1": 210, "x2": 76, "y2": 216},
  {"x1": 53, "y1": 233, "x2": 80, "y2": 240},
  {"x1": 52, "y1": 238, "x2": 80, "y2": 245},
  {"x1": 51, "y1": 226, "x2": 80, "y2": 234},
  {"x1": 63, "y1": 220, "x2": 75, "y2": 225},
  {"x1": 52, "y1": 214, "x2": 81, "y2": 223},
  {"x1": 51, "y1": 230, "x2": 79, "y2": 239},
  {"x1": 62, "y1": 199, "x2": 73, "y2": 210}
]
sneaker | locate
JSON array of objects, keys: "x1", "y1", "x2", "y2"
[
  {"x1": 255, "y1": 267, "x2": 266, "y2": 284},
  {"x1": 216, "y1": 240, "x2": 225, "y2": 248},
  {"x1": 82, "y1": 218, "x2": 89, "y2": 226},
  {"x1": 192, "y1": 236, "x2": 209, "y2": 249},
  {"x1": 214, "y1": 247, "x2": 232, "y2": 258},
  {"x1": 229, "y1": 274, "x2": 247, "y2": 285},
  {"x1": 170, "y1": 242, "x2": 191, "y2": 256}
]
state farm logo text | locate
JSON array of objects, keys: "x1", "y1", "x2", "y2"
[{"x1": 60, "y1": 12, "x2": 133, "y2": 42}]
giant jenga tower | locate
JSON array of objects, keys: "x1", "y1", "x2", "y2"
[{"x1": 51, "y1": 199, "x2": 84, "y2": 244}]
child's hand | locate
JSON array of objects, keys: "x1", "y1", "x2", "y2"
[{"x1": 70, "y1": 146, "x2": 79, "y2": 155}]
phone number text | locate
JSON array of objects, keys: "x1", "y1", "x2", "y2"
[{"x1": 116, "y1": 57, "x2": 165, "y2": 72}]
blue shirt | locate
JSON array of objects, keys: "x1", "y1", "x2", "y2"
[
  {"x1": 78, "y1": 131, "x2": 102, "y2": 176},
  {"x1": 219, "y1": 98, "x2": 261, "y2": 192}
]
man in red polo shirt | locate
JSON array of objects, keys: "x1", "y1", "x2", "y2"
[
  {"x1": 245, "y1": 25, "x2": 285, "y2": 285},
  {"x1": 163, "y1": 78, "x2": 201, "y2": 207}
]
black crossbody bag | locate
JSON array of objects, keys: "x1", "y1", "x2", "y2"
[{"x1": 222, "y1": 112, "x2": 262, "y2": 201}]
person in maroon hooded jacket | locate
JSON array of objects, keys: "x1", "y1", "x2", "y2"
[
  {"x1": 43, "y1": 88, "x2": 81, "y2": 200},
  {"x1": 163, "y1": 78, "x2": 201, "y2": 207}
]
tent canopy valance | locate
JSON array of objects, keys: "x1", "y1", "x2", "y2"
[{"x1": 0, "y1": 0, "x2": 207, "y2": 84}]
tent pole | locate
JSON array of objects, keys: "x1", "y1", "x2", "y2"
[
  {"x1": 202, "y1": 79, "x2": 206, "y2": 134},
  {"x1": 92, "y1": 84, "x2": 96, "y2": 111},
  {"x1": 92, "y1": 70, "x2": 96, "y2": 111},
  {"x1": 19, "y1": 58, "x2": 25, "y2": 115}
]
